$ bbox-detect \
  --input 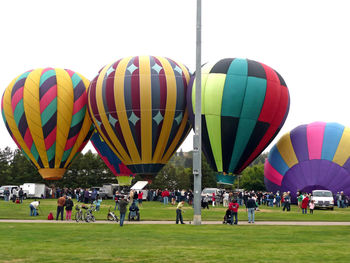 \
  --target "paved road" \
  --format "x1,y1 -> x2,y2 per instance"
0,219 -> 349,225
